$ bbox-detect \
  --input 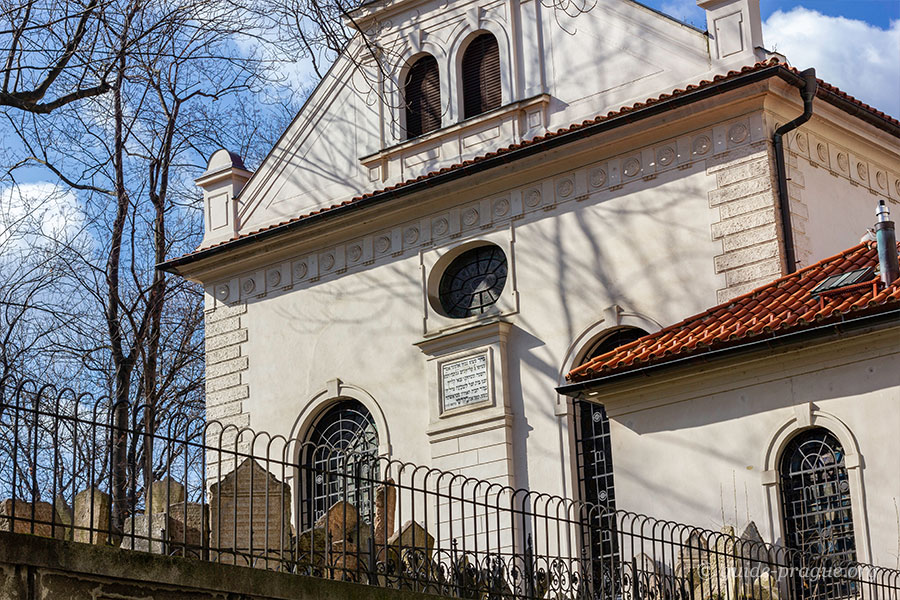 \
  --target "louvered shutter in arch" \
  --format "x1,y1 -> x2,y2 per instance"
462,33 -> 501,119
404,55 -> 441,139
